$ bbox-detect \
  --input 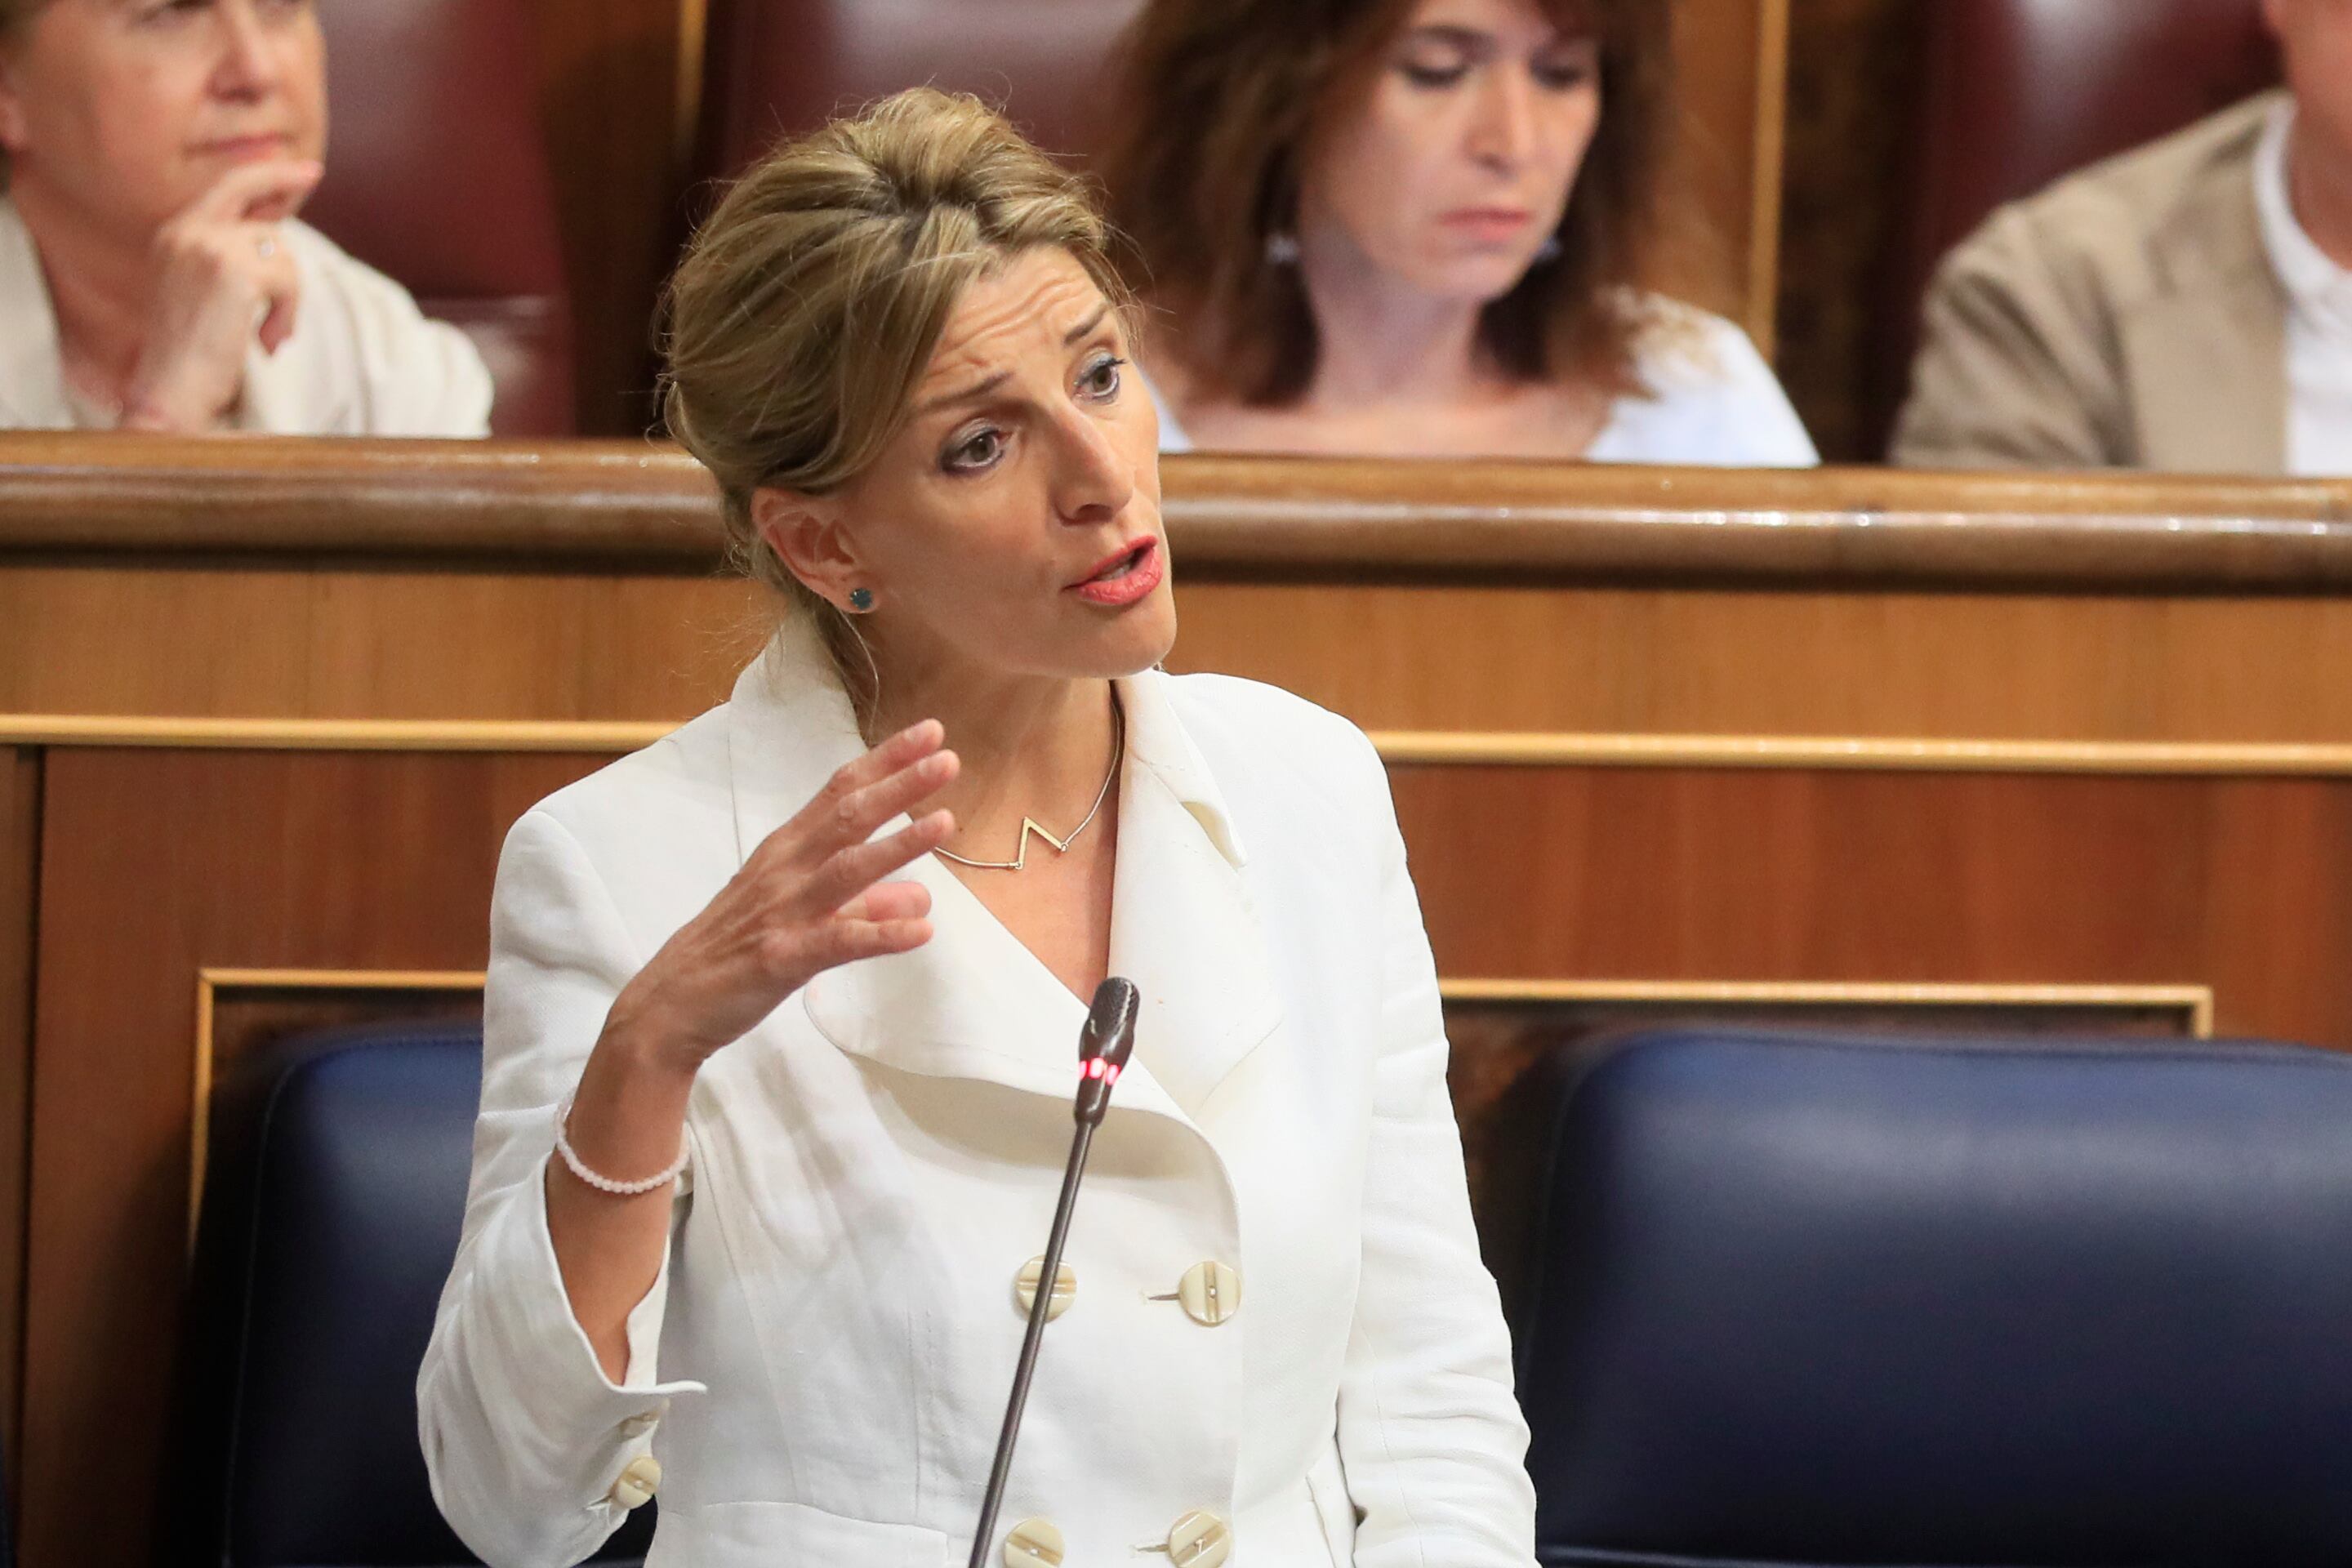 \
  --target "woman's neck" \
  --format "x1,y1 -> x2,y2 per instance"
862,644 -> 1119,859
1293,216 -> 1499,412
11,178 -> 154,395
2287,112 -> 2352,272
